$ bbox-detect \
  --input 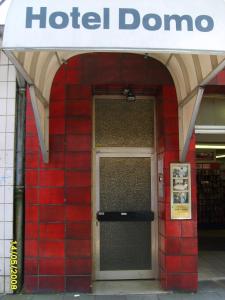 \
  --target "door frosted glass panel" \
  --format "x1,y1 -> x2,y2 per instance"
95,99 -> 154,147
100,157 -> 151,271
